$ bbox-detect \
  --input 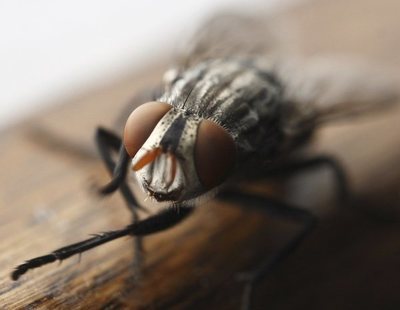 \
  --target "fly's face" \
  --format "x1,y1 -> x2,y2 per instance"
123,101 -> 236,202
